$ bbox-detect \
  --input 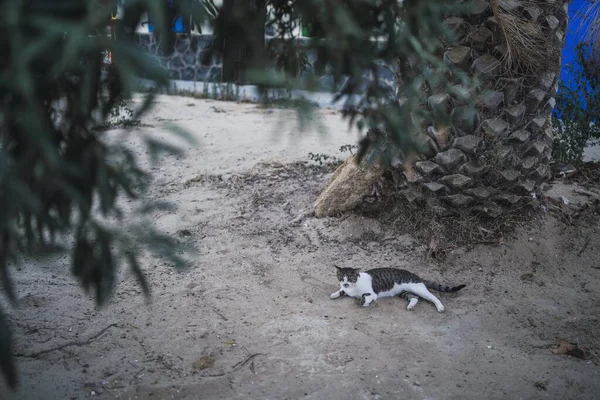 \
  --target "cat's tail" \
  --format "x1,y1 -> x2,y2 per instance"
424,281 -> 466,293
